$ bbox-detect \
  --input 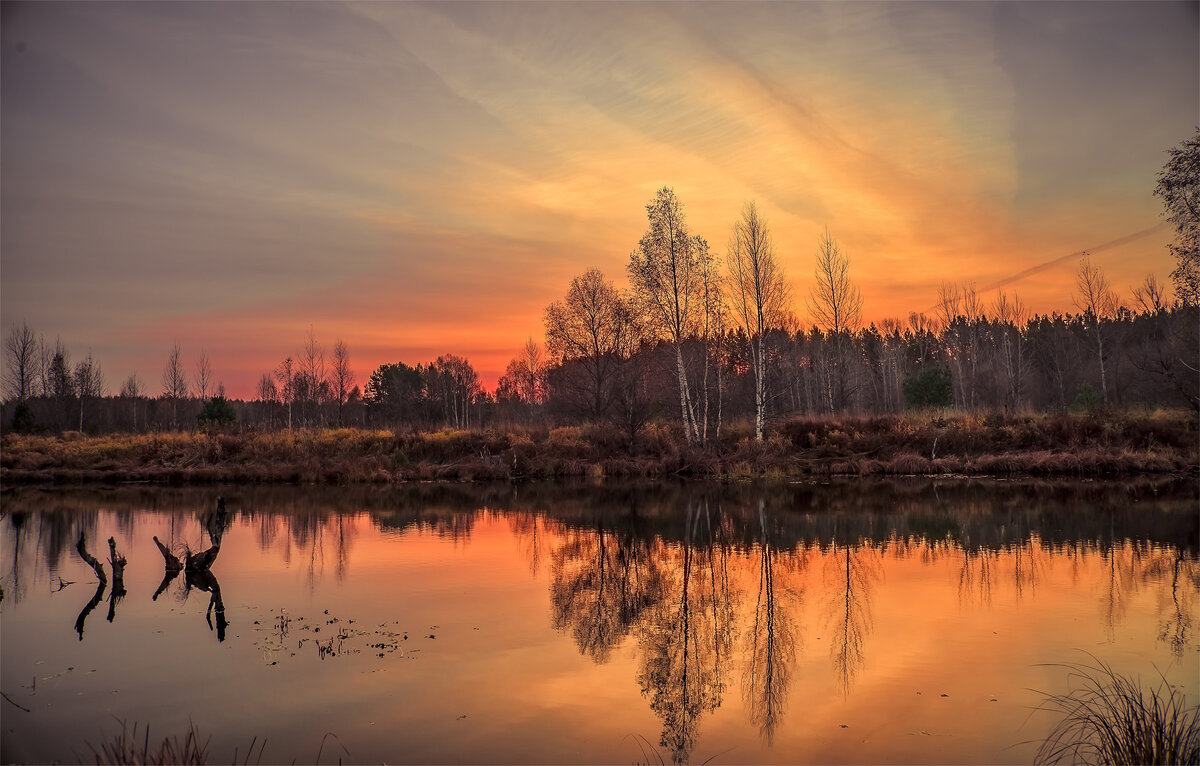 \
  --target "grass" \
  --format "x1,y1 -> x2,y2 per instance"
1034,657 -> 1200,765
2,410 -> 1195,484
83,719 -> 276,766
